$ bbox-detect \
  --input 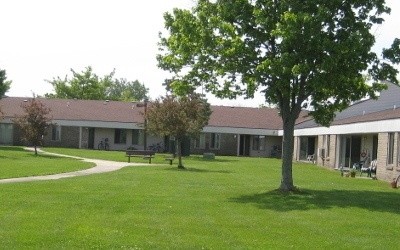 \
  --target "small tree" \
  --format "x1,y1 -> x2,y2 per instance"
14,98 -> 52,155
146,94 -> 212,168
